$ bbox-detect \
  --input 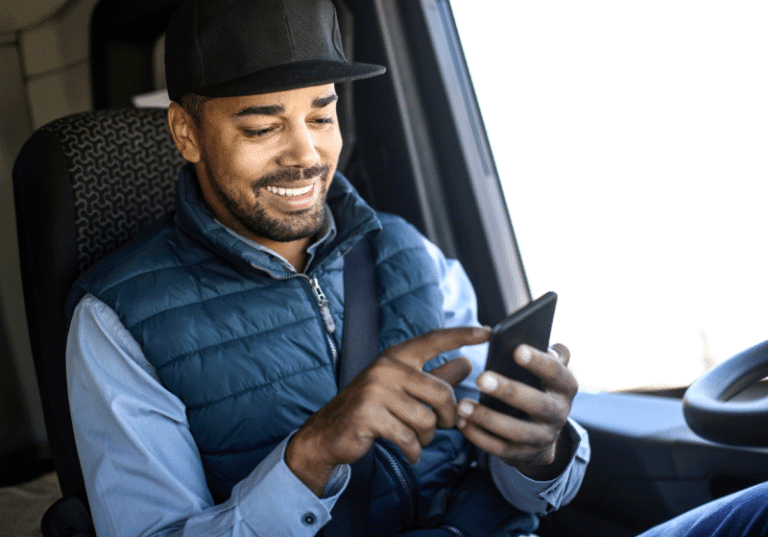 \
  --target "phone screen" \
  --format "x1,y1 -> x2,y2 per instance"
480,291 -> 557,419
